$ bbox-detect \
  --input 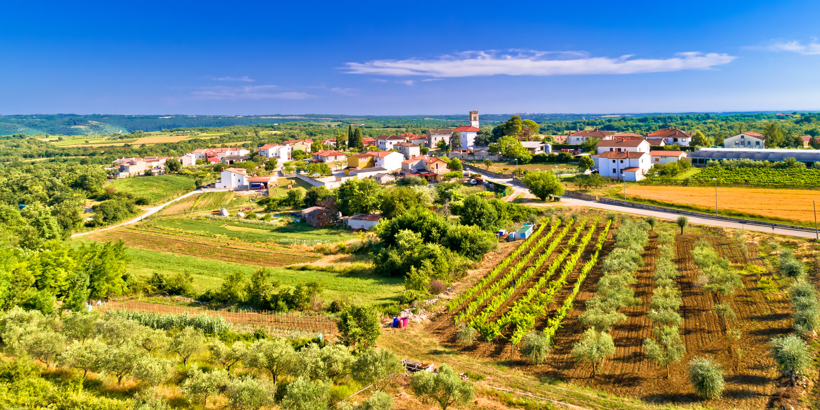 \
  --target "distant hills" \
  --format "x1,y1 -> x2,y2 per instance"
0,112 -> 800,136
